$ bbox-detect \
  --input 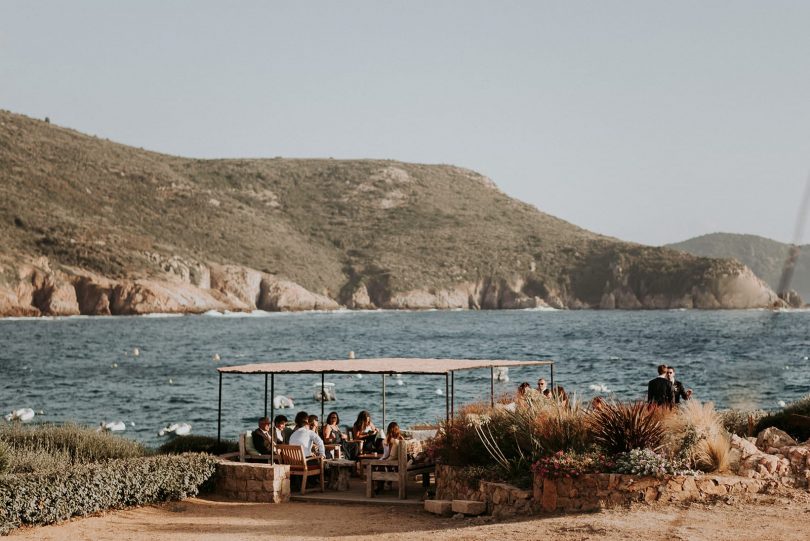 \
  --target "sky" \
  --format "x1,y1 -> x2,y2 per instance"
2,1 -> 810,246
